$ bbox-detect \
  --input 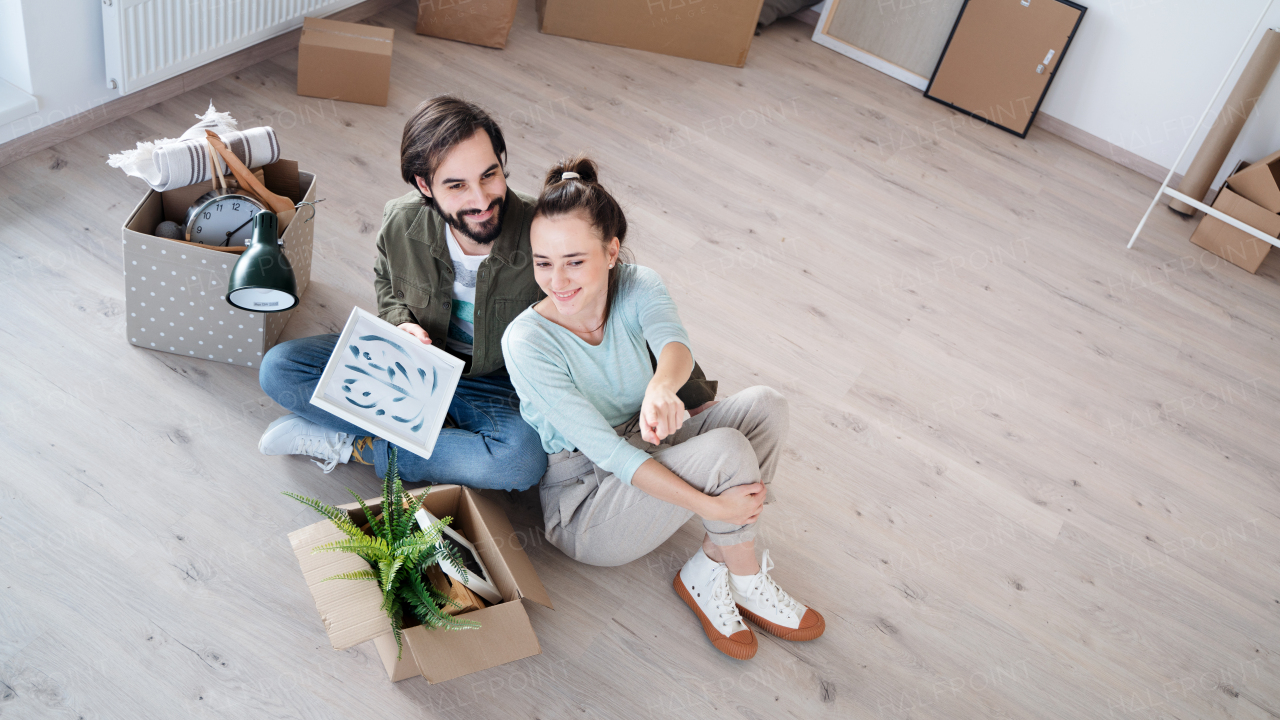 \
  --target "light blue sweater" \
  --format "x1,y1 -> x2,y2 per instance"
501,264 -> 693,485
